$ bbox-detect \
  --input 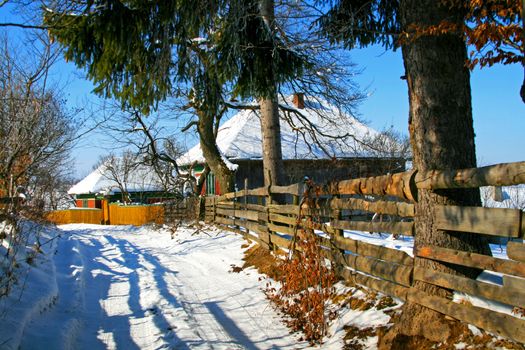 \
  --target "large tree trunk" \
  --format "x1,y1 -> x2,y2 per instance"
259,0 -> 285,195
197,111 -> 235,195
380,1 -> 491,348
259,97 -> 285,189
